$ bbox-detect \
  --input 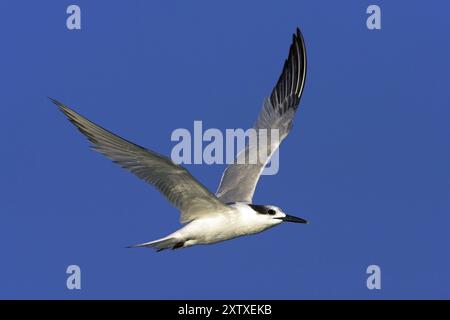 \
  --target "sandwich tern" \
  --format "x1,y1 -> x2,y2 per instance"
51,28 -> 308,251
